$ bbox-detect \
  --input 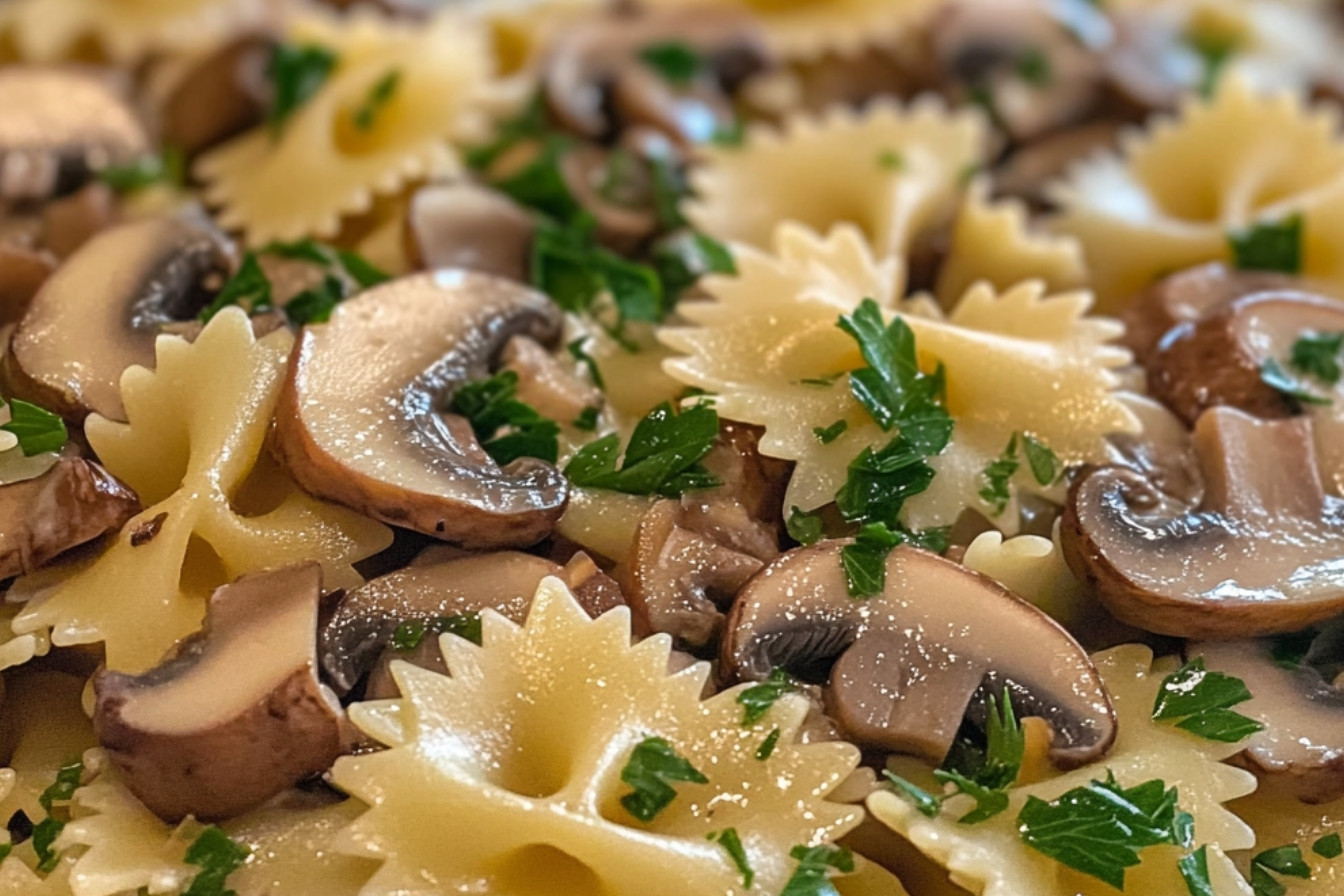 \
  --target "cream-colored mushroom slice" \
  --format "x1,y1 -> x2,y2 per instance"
722,542 -> 1116,768
1064,406 -> 1344,639
1195,636 -> 1344,804
271,270 -> 569,548
0,67 -> 149,203
93,563 -> 343,822
403,182 -> 535,281
2,215 -> 233,422
320,549 -> 624,694
0,456 -> 140,579
1148,291 -> 1344,425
